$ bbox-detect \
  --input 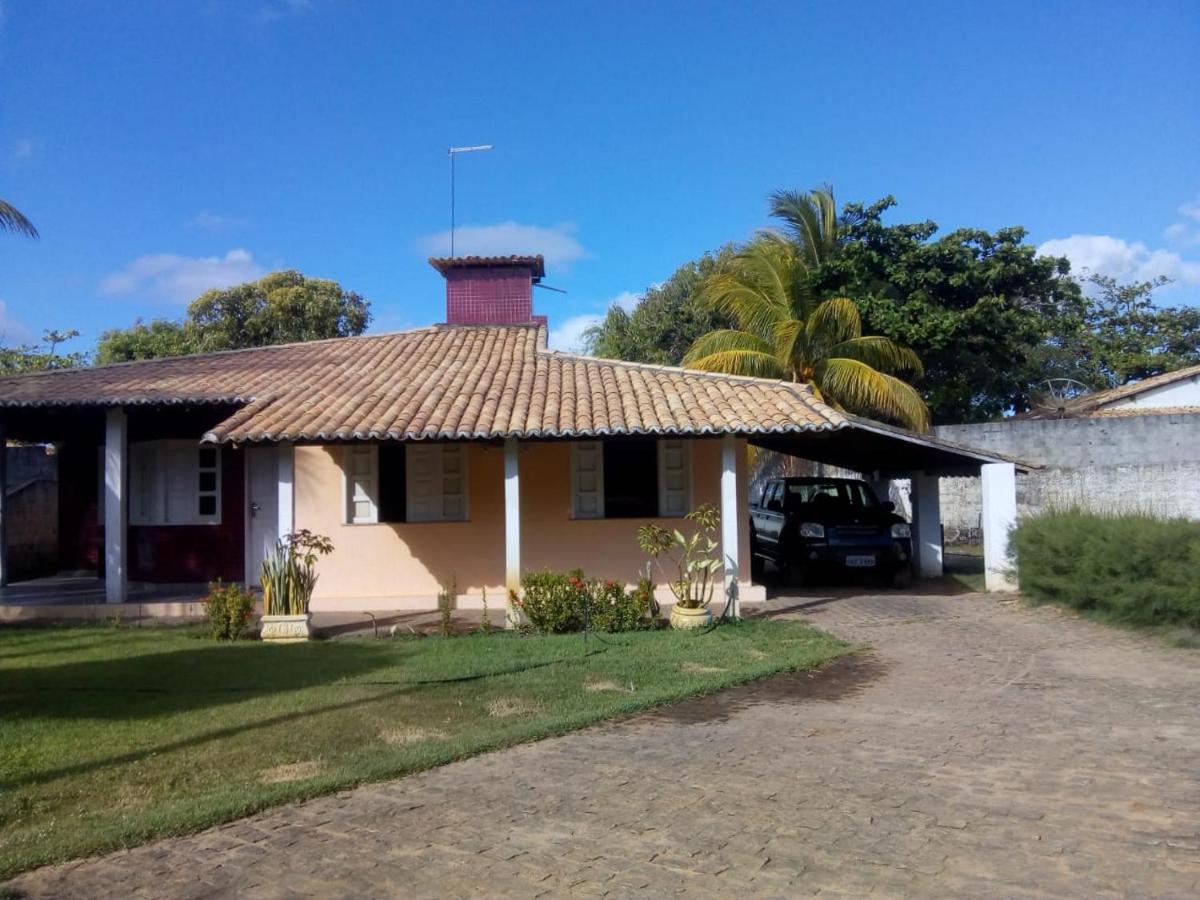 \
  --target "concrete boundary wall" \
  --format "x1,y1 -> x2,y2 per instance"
934,412 -> 1200,533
